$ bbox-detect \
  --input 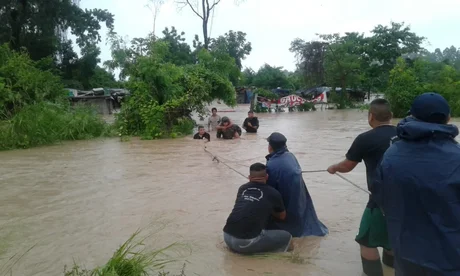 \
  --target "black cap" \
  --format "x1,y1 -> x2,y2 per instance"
267,132 -> 287,148
221,116 -> 230,123
248,110 -> 254,114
